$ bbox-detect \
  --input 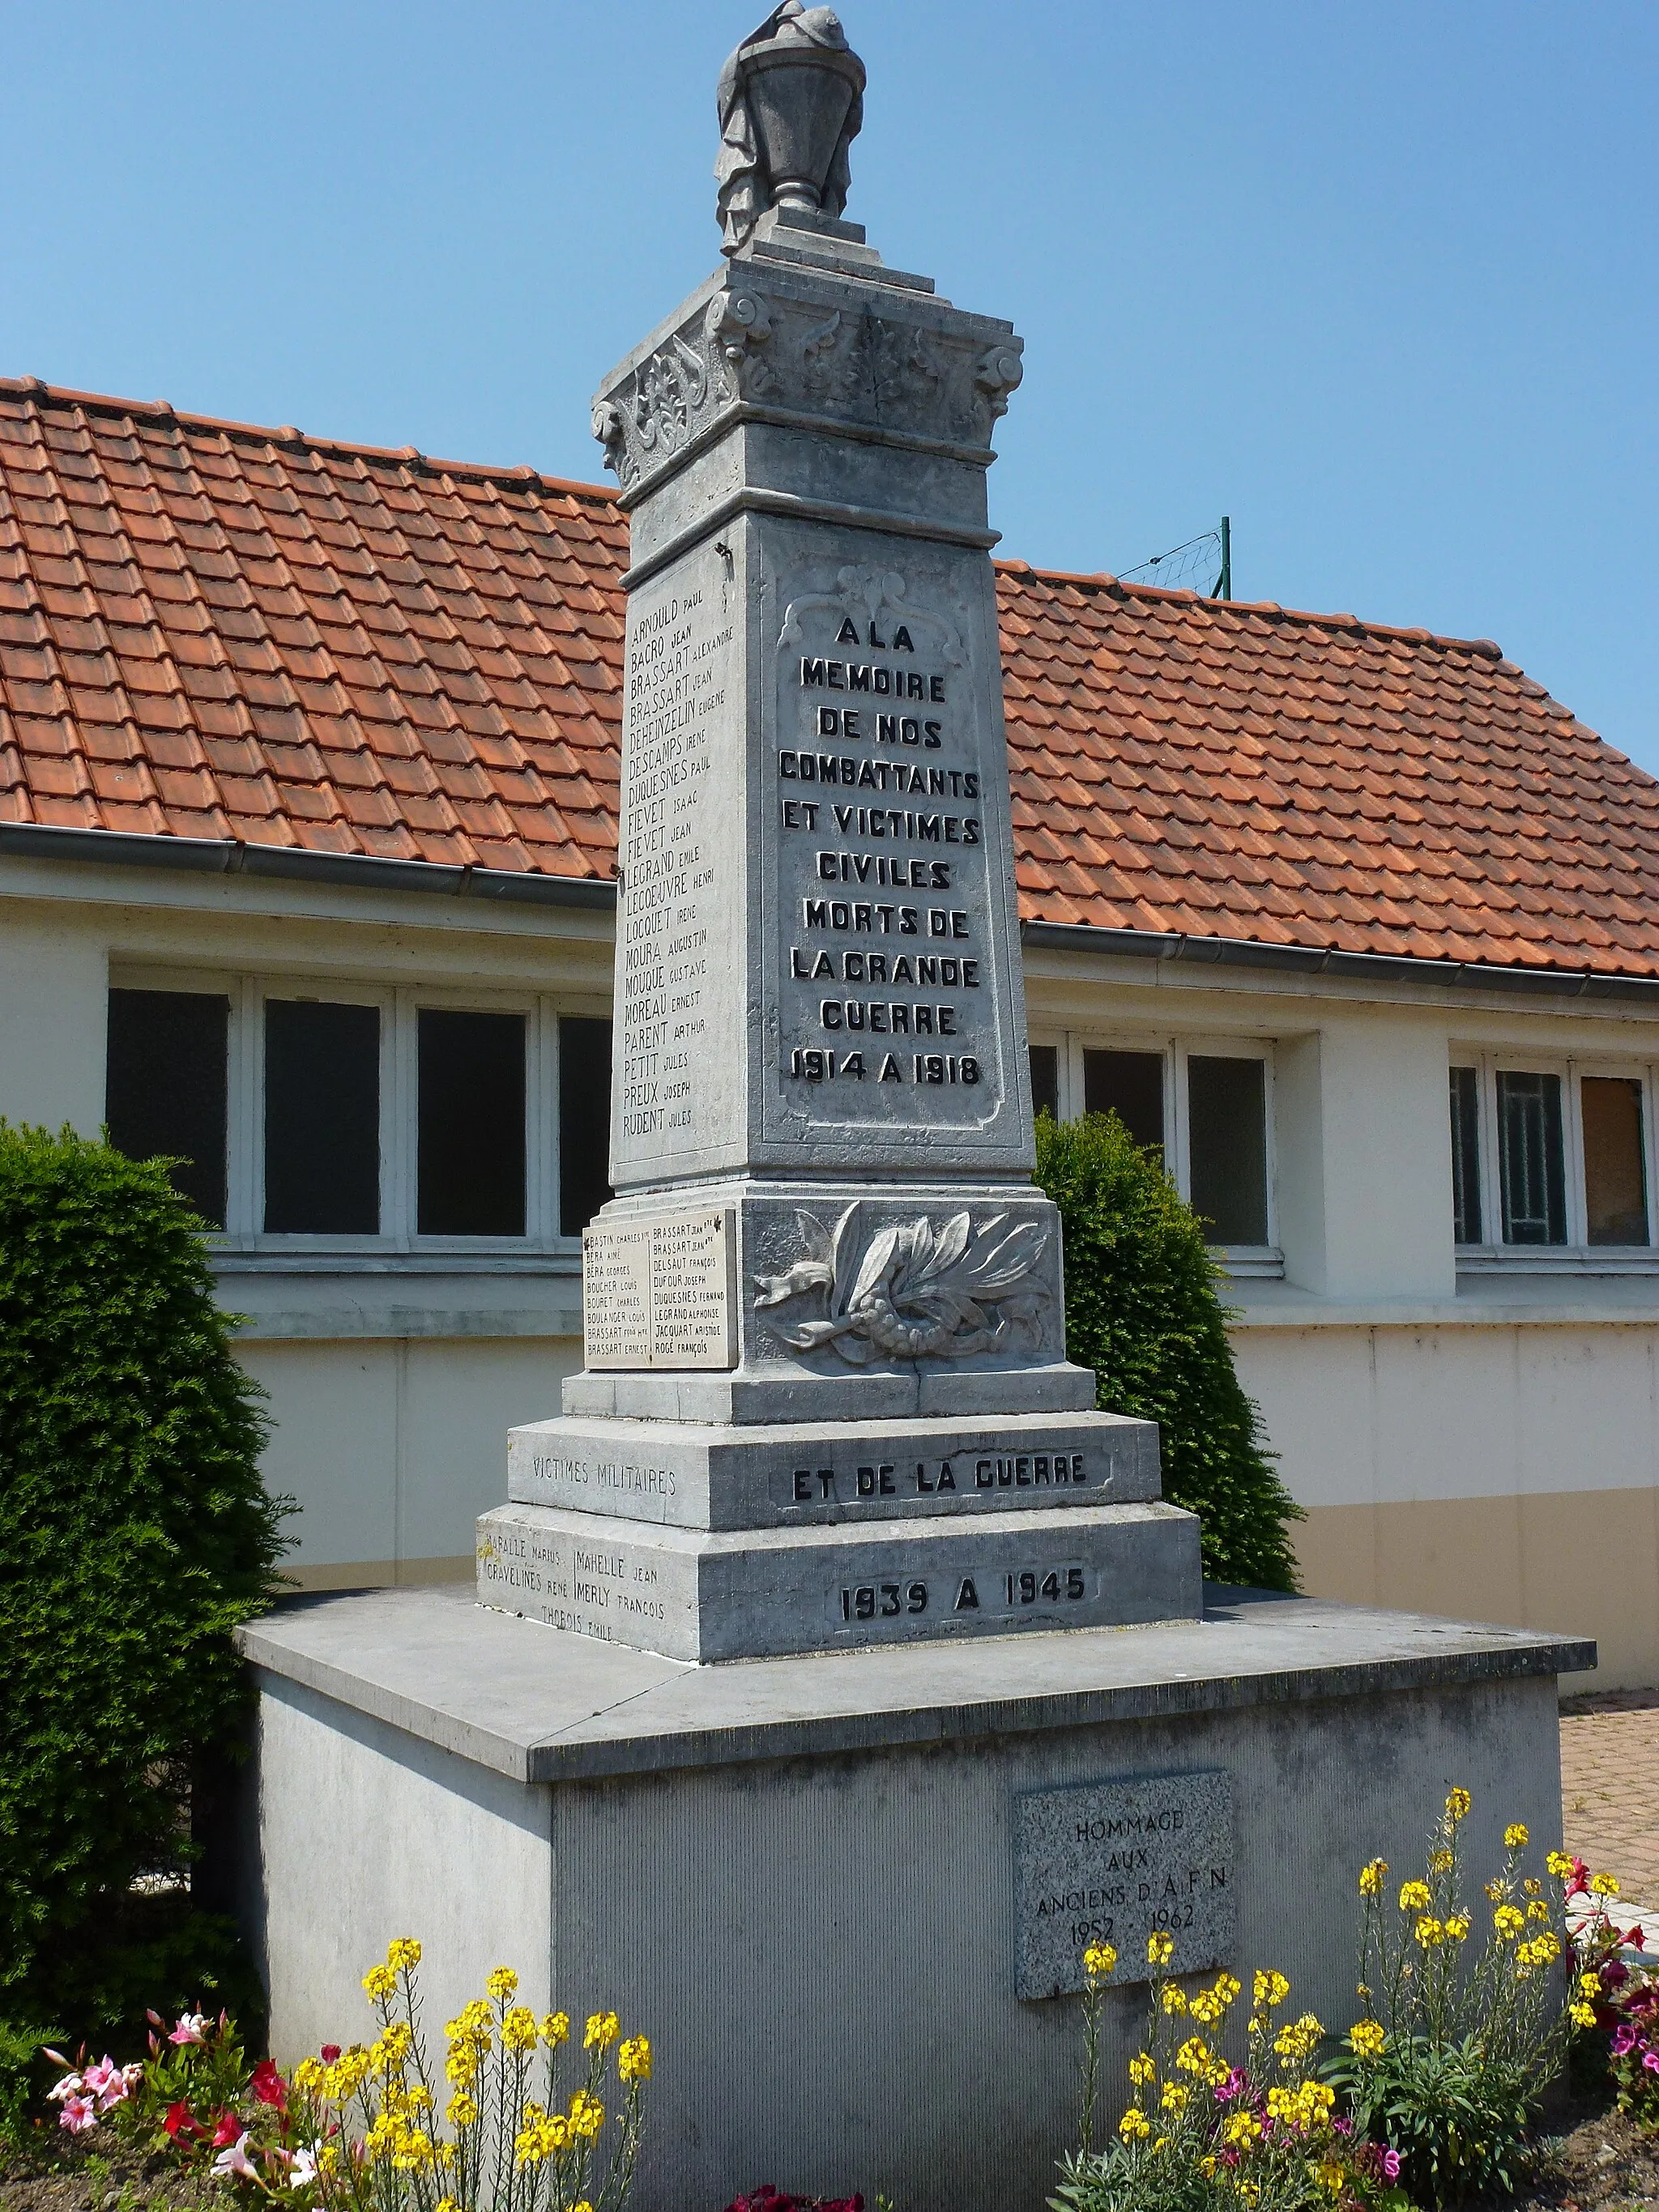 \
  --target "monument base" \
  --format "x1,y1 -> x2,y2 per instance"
237,1587 -> 1590,2212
